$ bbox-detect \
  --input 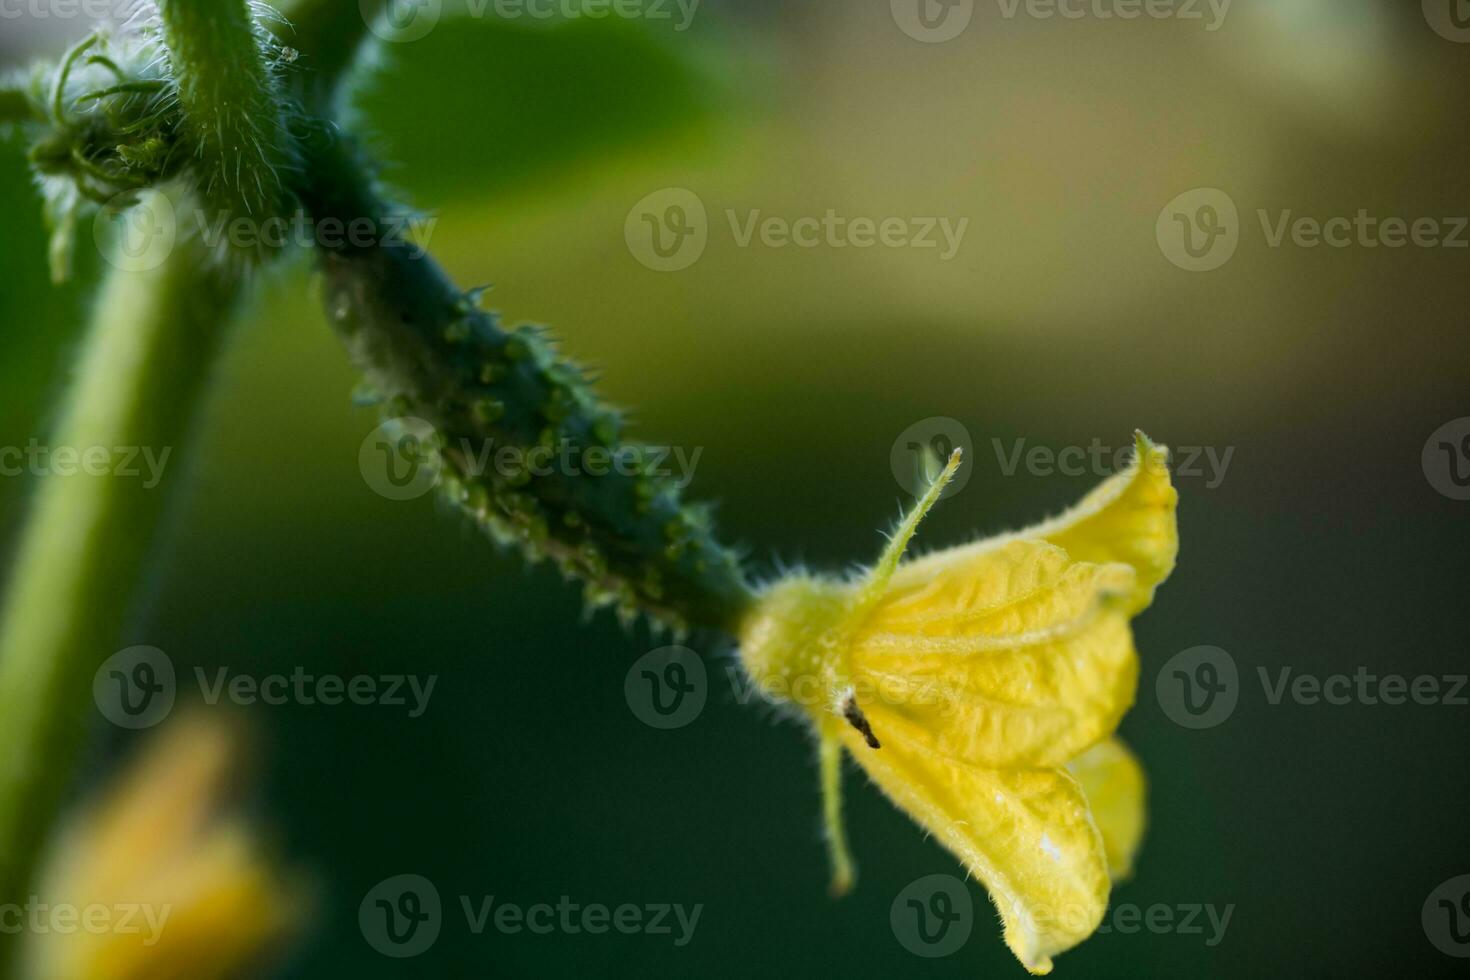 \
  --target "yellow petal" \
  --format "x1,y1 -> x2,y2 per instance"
733,433 -> 1178,975
90,825 -> 296,980
27,825 -> 297,980
850,539 -> 1139,768
894,431 -> 1178,612
46,715 -> 235,901
1066,738 -> 1147,880
21,715 -> 302,980
843,730 -> 1108,975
